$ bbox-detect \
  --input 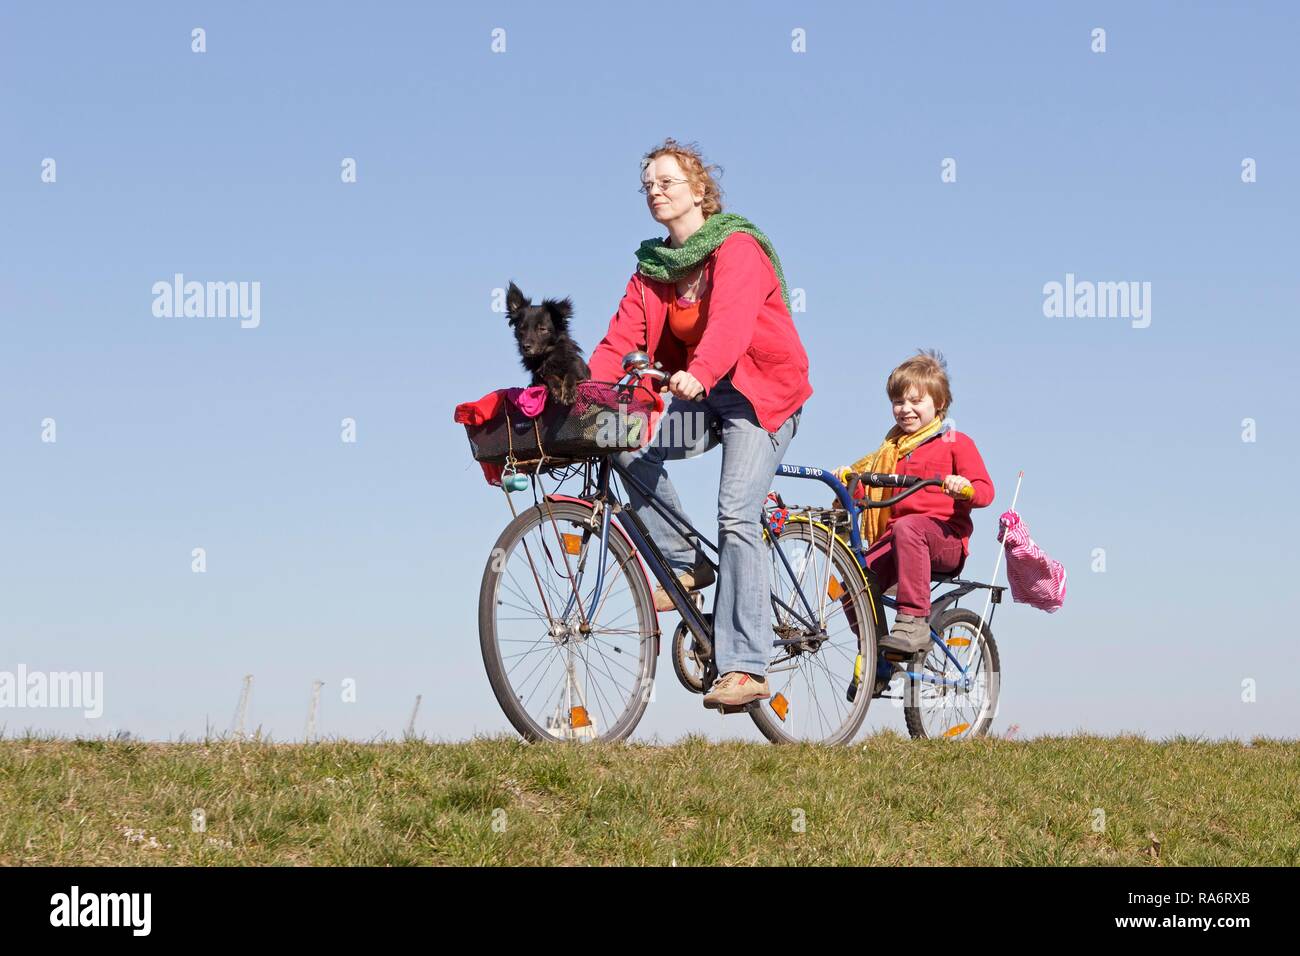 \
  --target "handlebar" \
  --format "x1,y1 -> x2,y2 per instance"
845,471 -> 974,506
